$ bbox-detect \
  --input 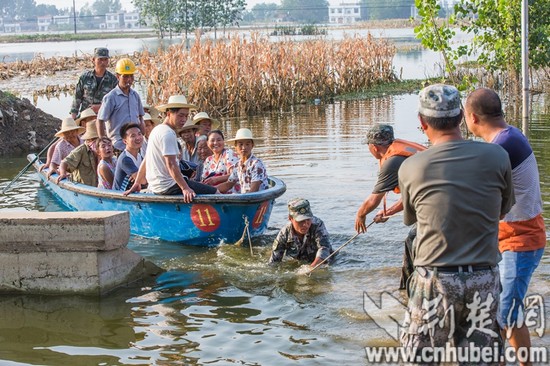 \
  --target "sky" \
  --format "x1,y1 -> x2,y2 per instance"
34,0 -> 322,12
